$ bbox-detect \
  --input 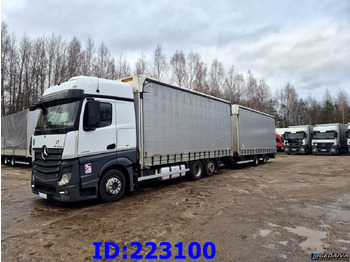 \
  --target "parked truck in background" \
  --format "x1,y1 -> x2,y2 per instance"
284,125 -> 313,154
1,109 -> 40,166
312,123 -> 348,155
276,133 -> 284,152
230,105 -> 276,166
29,75 -> 233,202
